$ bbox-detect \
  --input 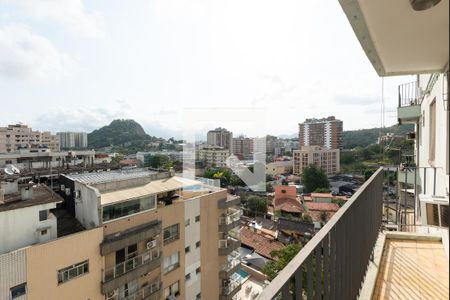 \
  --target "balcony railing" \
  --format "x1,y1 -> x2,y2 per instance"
258,167 -> 383,299
220,273 -> 242,296
123,281 -> 162,300
219,208 -> 241,225
219,237 -> 241,256
220,251 -> 241,278
398,82 -> 421,123
103,249 -> 160,282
